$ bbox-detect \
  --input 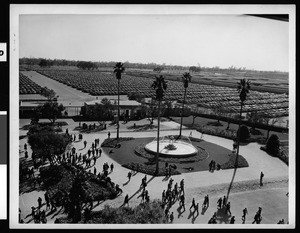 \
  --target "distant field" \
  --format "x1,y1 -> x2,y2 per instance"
19,66 -> 289,118
127,69 -> 289,94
